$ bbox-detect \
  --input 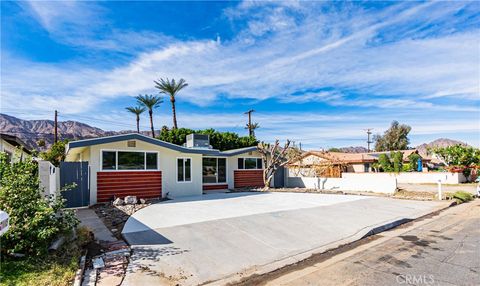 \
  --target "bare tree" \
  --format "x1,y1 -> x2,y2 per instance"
257,140 -> 302,190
